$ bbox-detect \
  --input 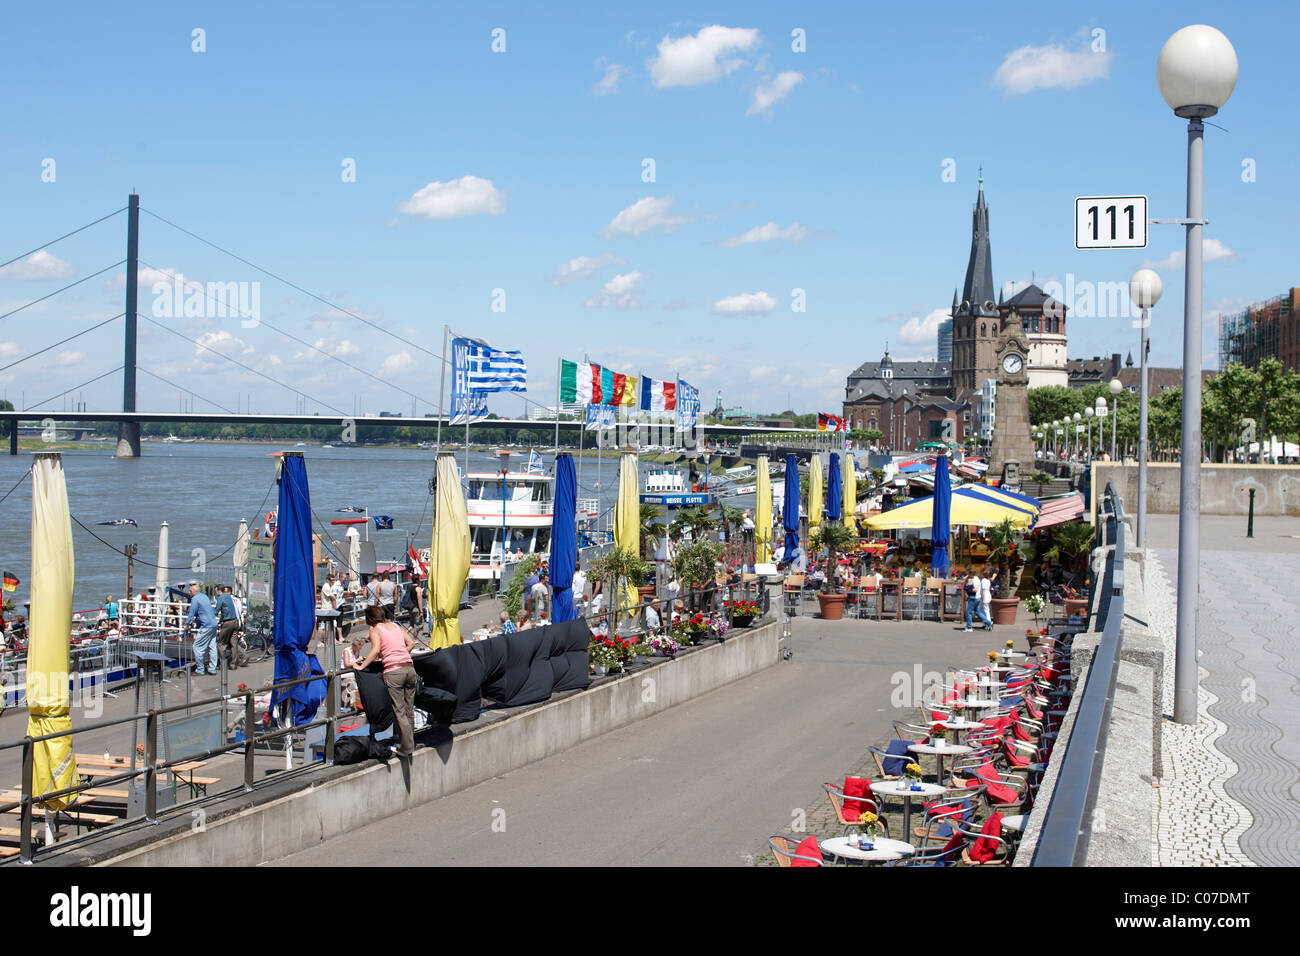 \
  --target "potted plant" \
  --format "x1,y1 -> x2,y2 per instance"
1029,471 -> 1053,497
851,810 -> 881,847
810,520 -> 857,621
589,546 -> 649,626
986,517 -> 1031,626
588,640 -> 617,676
725,599 -> 760,627
1023,593 -> 1046,631
671,538 -> 722,611
903,762 -> 924,791
647,634 -> 679,657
